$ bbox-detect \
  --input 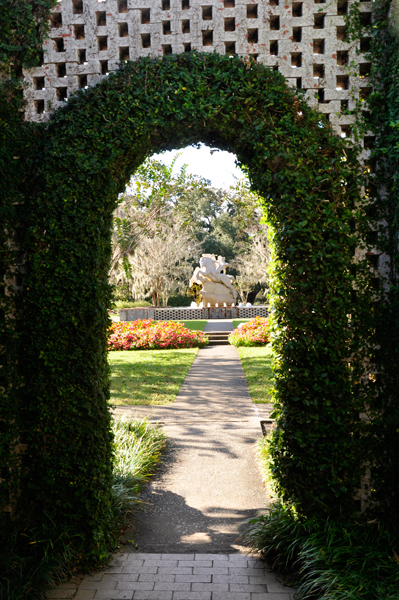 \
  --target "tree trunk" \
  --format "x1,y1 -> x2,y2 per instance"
156,278 -> 160,307
247,282 -> 262,304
